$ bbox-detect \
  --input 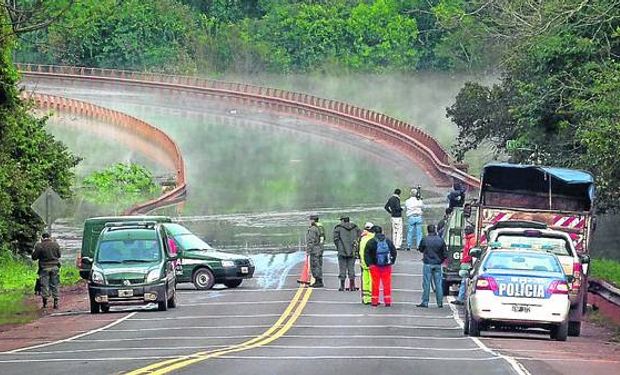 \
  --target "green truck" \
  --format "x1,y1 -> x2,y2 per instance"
441,207 -> 473,296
